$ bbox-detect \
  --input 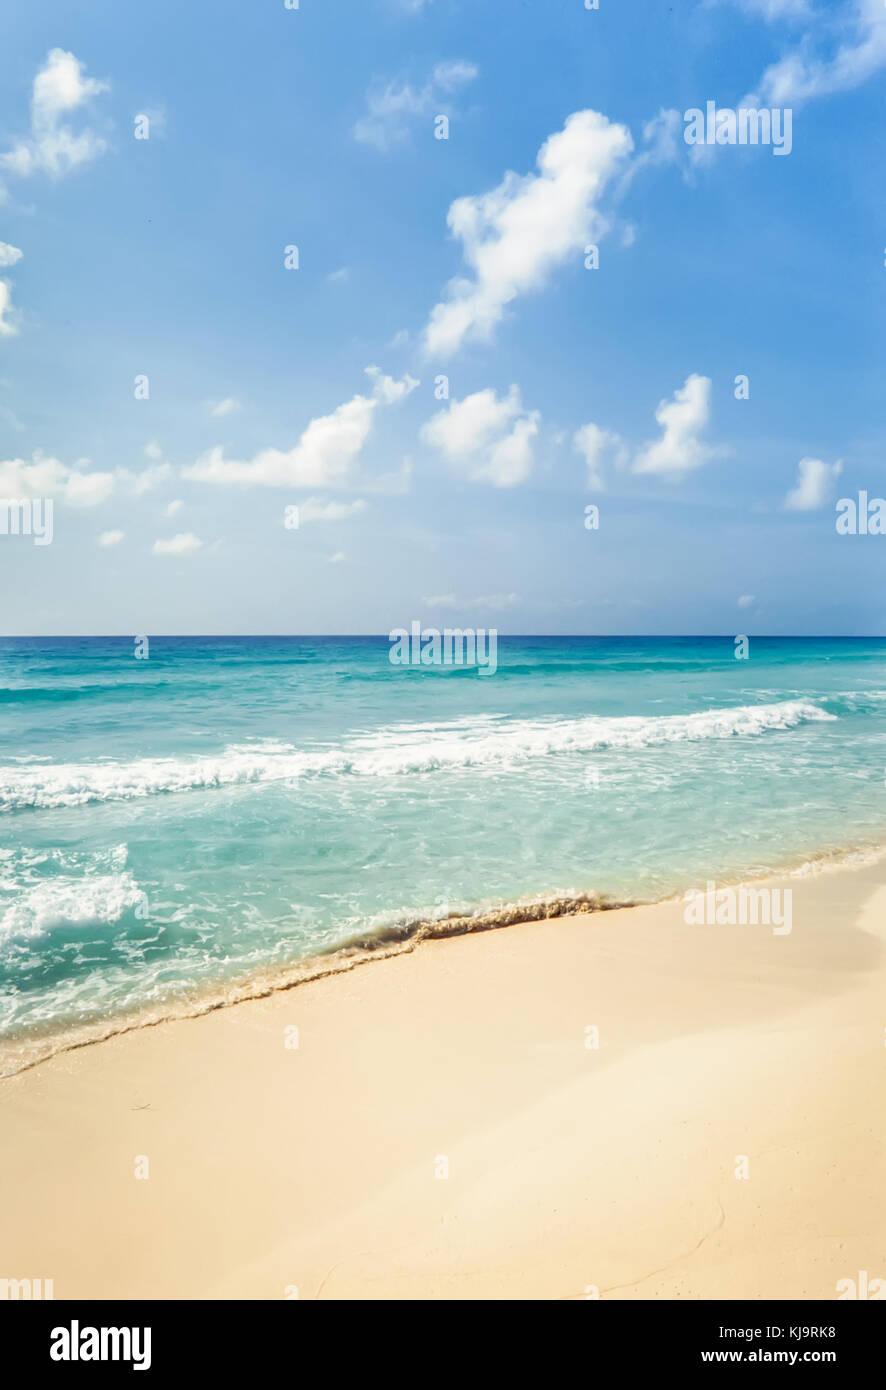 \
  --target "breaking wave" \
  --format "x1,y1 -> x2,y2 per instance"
0,700 -> 836,811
